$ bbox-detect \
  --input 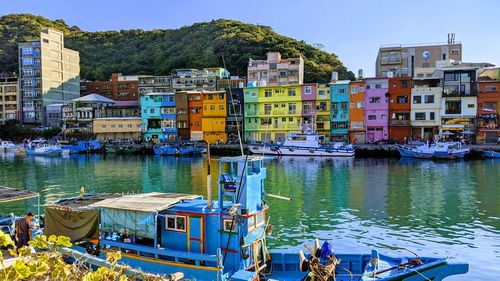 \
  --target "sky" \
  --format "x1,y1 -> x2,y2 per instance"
2,0 -> 500,77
